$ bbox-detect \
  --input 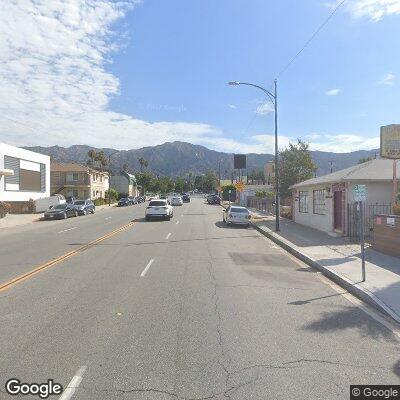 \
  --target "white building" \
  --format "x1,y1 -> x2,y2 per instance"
291,159 -> 399,235
0,143 -> 50,212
